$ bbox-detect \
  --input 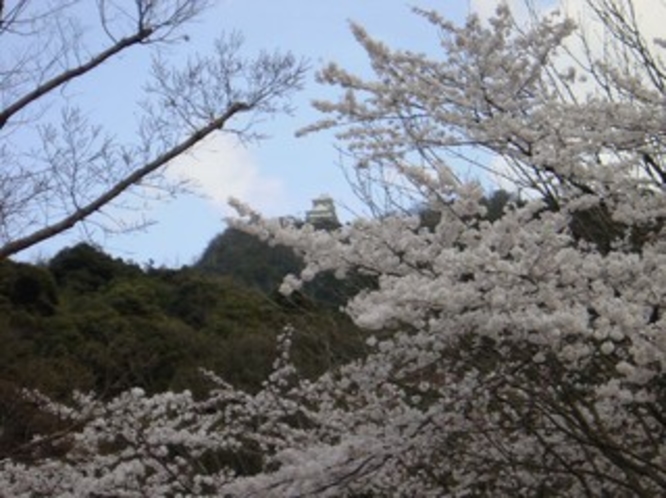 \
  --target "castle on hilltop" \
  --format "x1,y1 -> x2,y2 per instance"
305,195 -> 339,228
